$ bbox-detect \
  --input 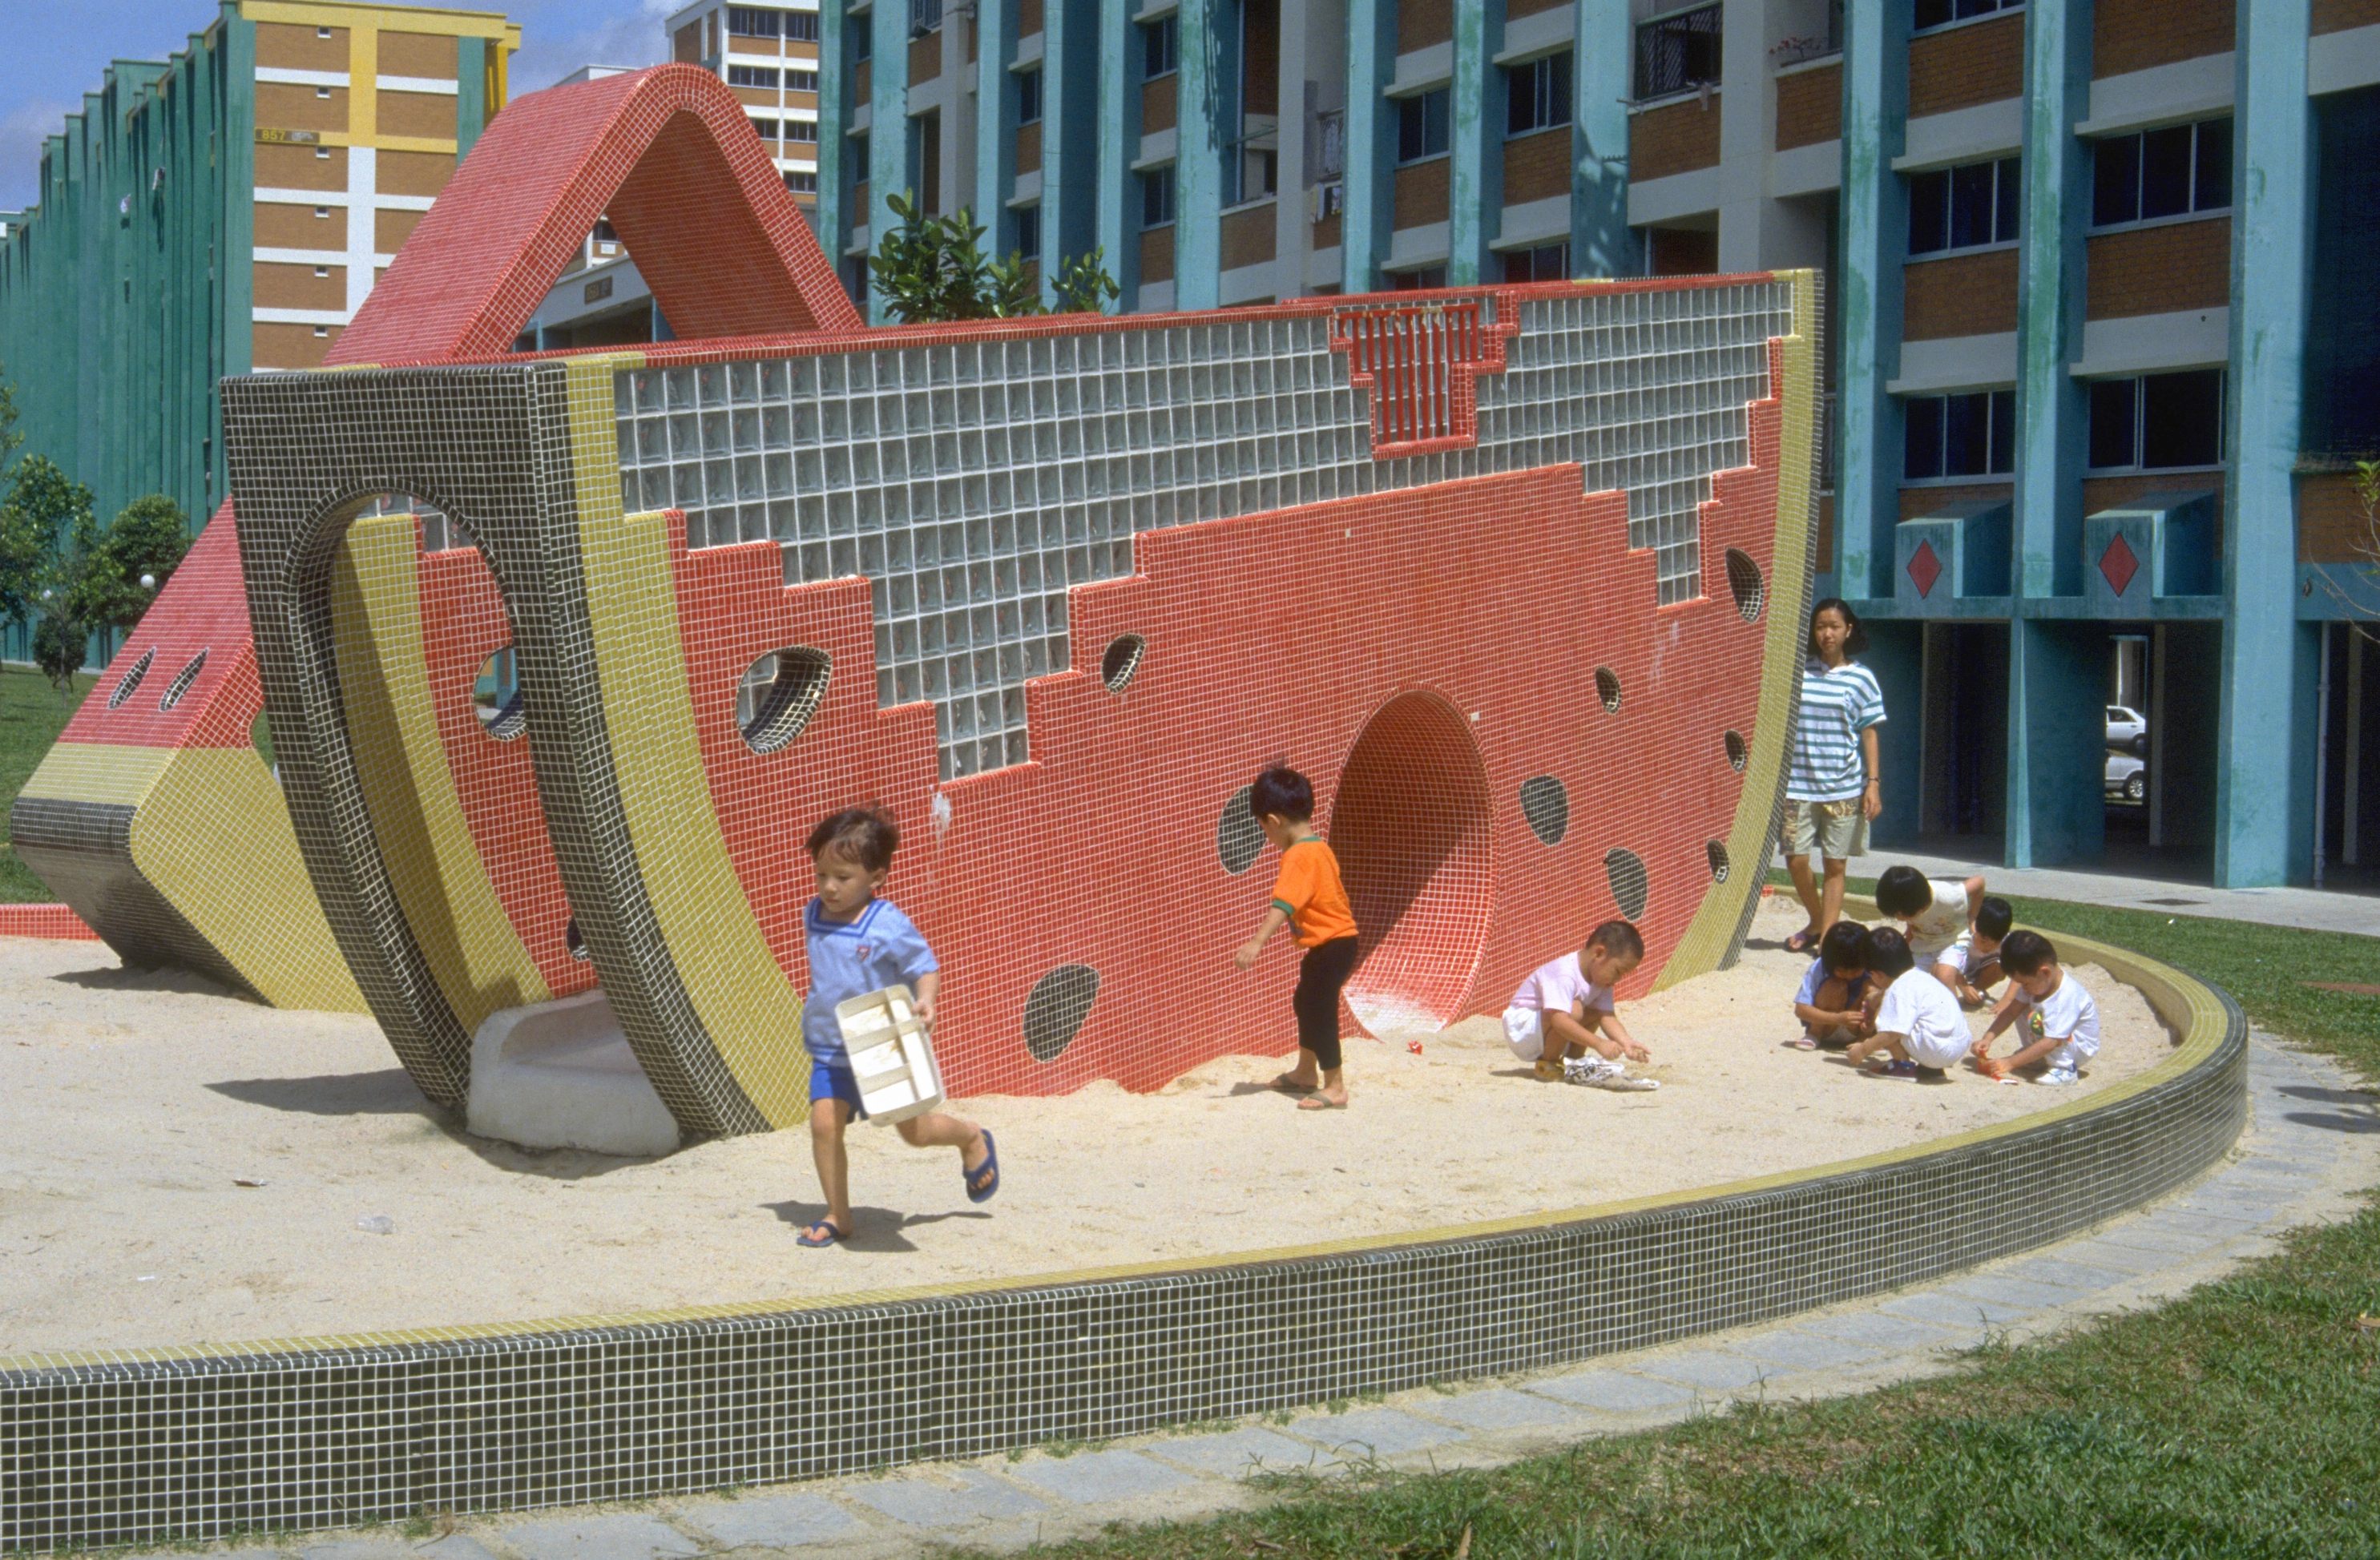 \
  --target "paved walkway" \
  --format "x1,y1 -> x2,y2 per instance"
113,1034 -> 2380,1560
1777,847 -> 2380,938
